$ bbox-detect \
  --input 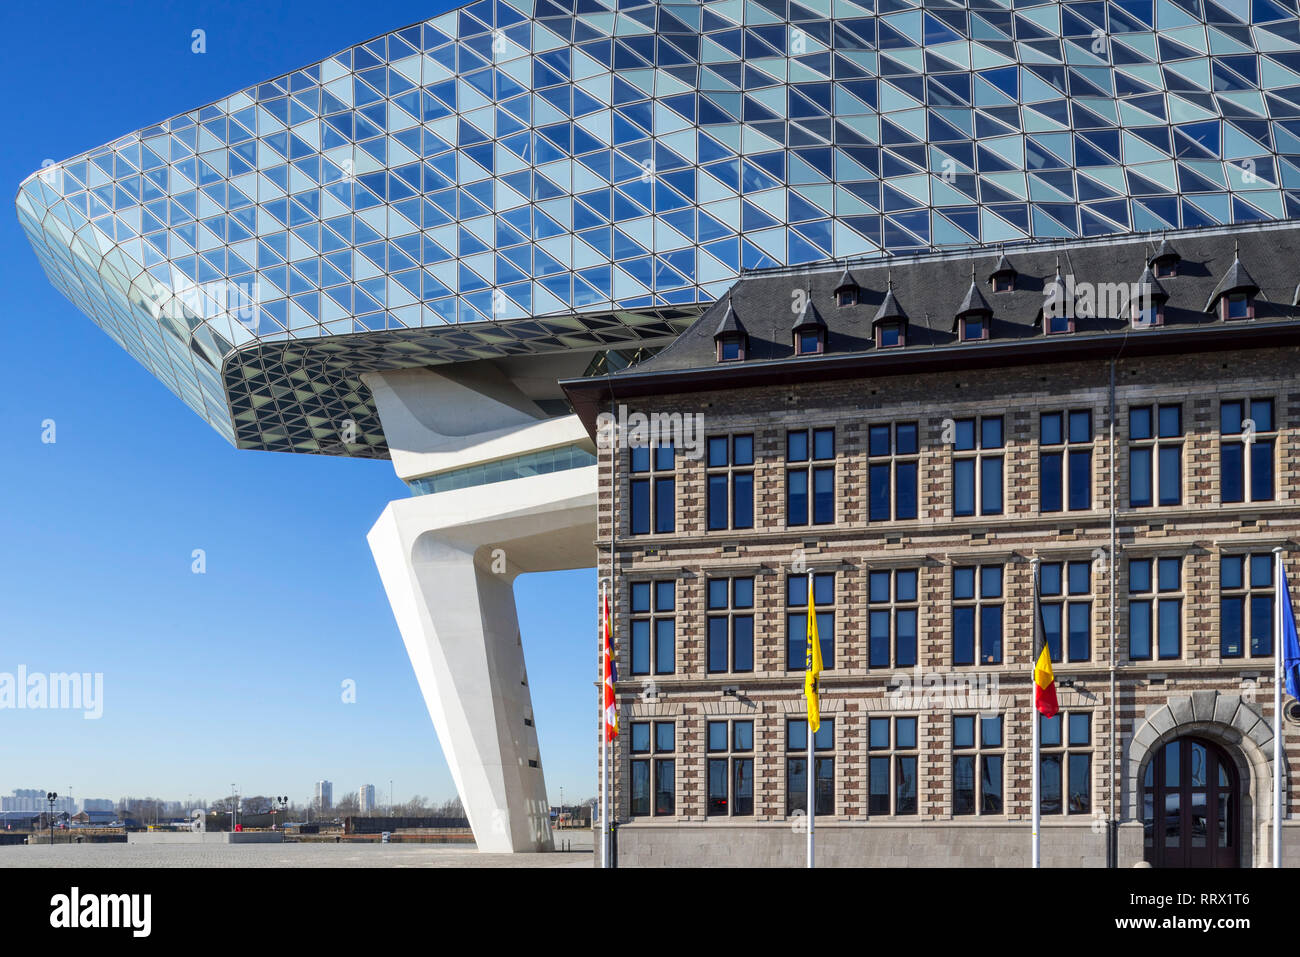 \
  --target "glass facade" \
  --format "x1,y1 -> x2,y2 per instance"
17,0 -> 1300,458
406,441 -> 595,493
